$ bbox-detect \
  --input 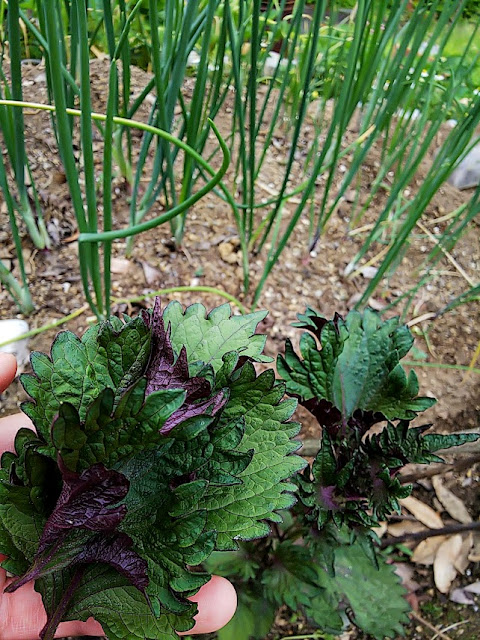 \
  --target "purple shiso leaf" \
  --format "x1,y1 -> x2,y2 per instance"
161,391 -> 227,433
37,534 -> 149,640
6,462 -> 133,594
318,485 -> 339,511
4,539 -> 63,593
74,532 -> 149,591
143,298 -> 226,433
38,460 -> 129,553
